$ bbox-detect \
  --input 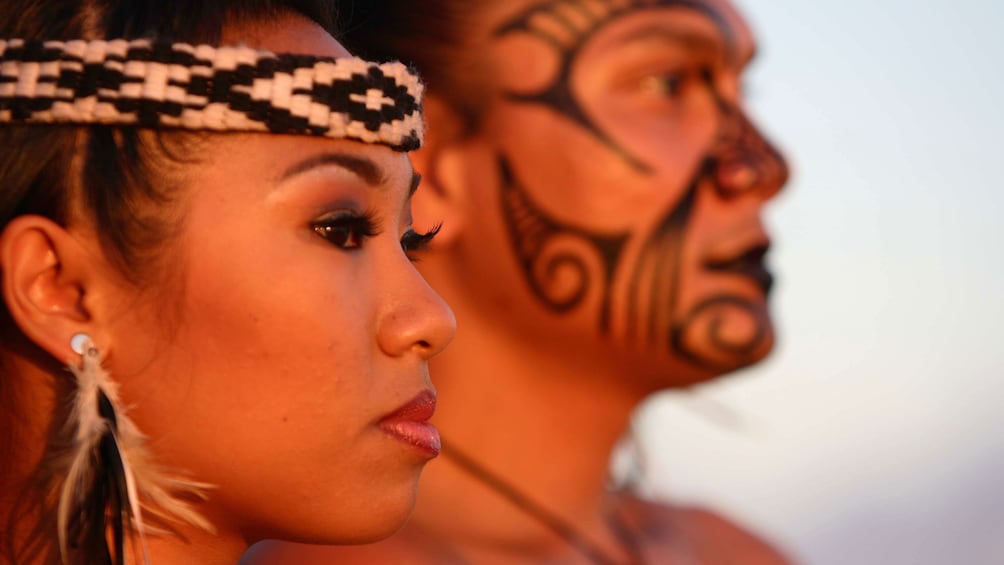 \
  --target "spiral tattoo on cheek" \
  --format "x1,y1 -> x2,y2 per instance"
671,296 -> 769,370
498,157 -> 629,331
